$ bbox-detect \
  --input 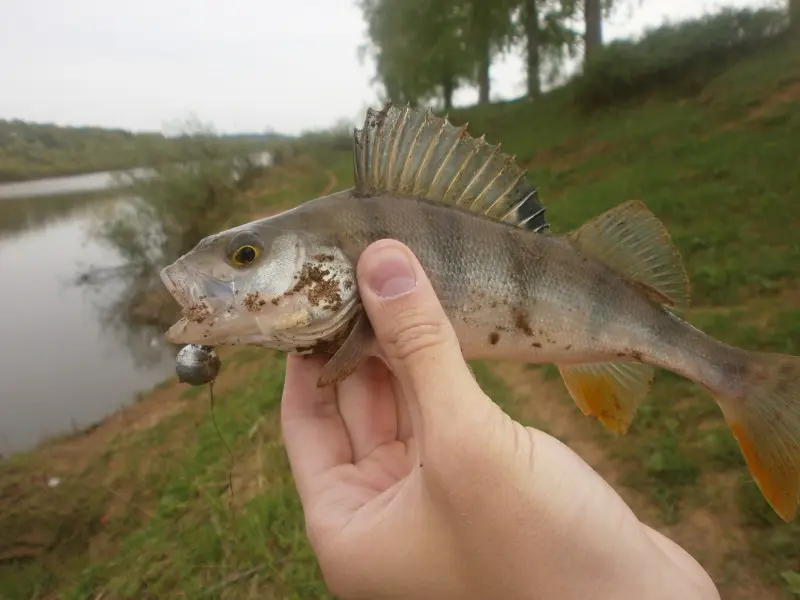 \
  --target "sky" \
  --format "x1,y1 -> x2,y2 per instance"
0,0 -> 779,136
